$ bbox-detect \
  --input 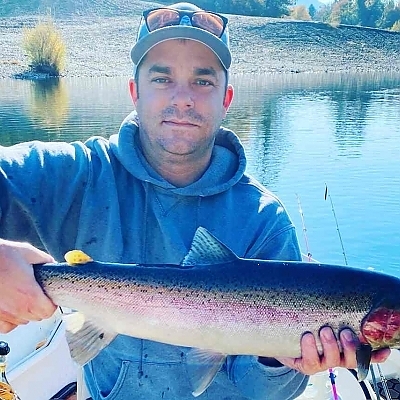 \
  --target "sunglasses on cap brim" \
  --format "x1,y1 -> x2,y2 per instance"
142,7 -> 228,38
